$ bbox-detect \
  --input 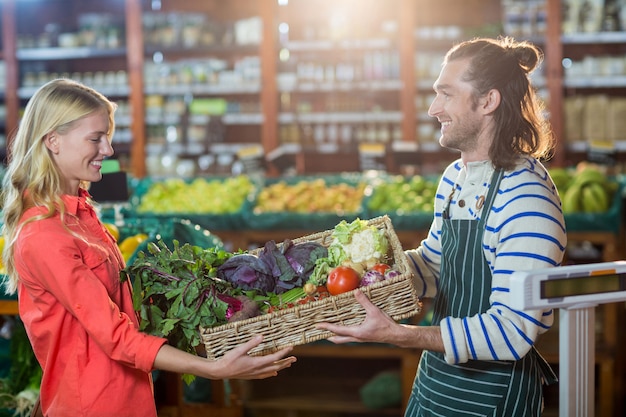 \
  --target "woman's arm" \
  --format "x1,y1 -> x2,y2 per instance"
153,336 -> 296,380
